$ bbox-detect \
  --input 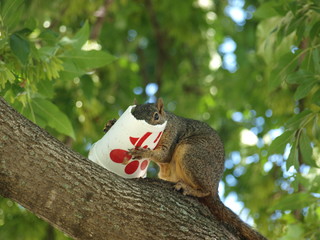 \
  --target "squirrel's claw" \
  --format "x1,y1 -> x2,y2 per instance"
128,147 -> 150,159
123,158 -> 130,165
103,118 -> 117,133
